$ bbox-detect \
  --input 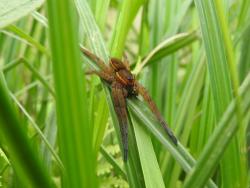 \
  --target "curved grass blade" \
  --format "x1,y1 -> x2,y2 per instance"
4,25 -> 50,56
133,31 -> 199,74
0,73 -> 53,187
9,93 -> 63,171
